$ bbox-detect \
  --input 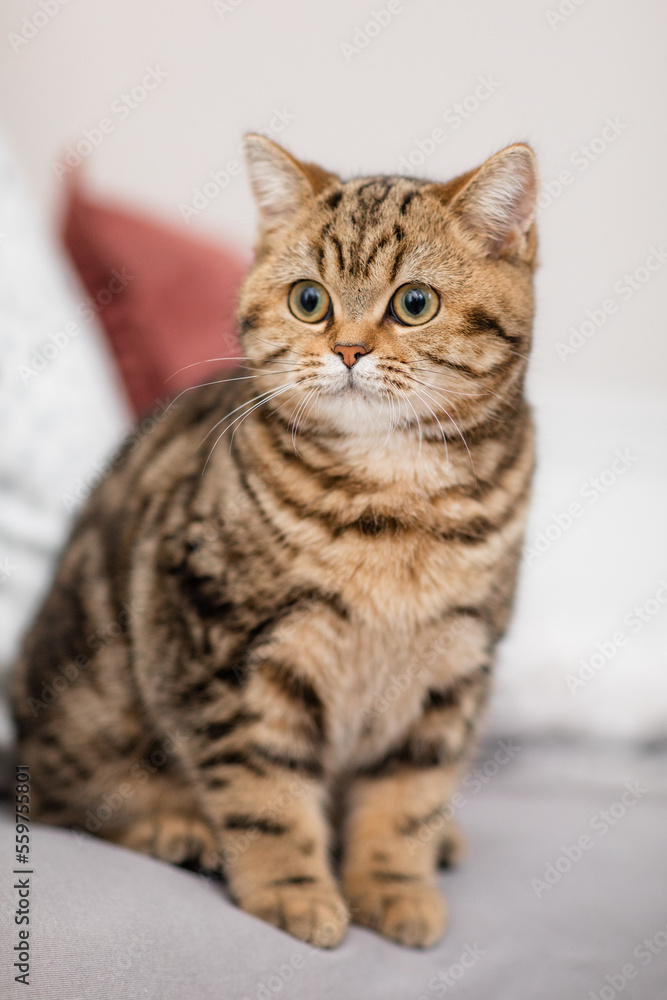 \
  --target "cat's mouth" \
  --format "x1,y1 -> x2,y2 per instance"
312,354 -> 386,399
317,371 -> 380,400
